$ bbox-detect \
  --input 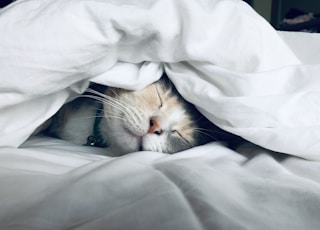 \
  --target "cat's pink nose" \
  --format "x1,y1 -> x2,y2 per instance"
148,117 -> 163,135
